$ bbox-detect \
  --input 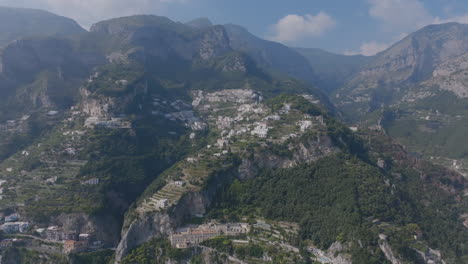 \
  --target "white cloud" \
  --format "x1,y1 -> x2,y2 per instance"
269,12 -> 336,43
355,0 -> 468,56
369,0 -> 468,32
0,0 -> 188,28
344,33 -> 407,56
344,41 -> 389,56
368,0 -> 432,32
